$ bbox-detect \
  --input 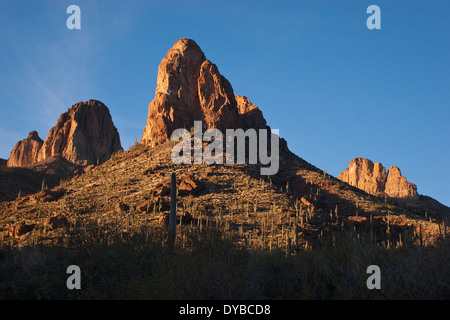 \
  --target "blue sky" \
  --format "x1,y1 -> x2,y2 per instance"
0,0 -> 449,206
